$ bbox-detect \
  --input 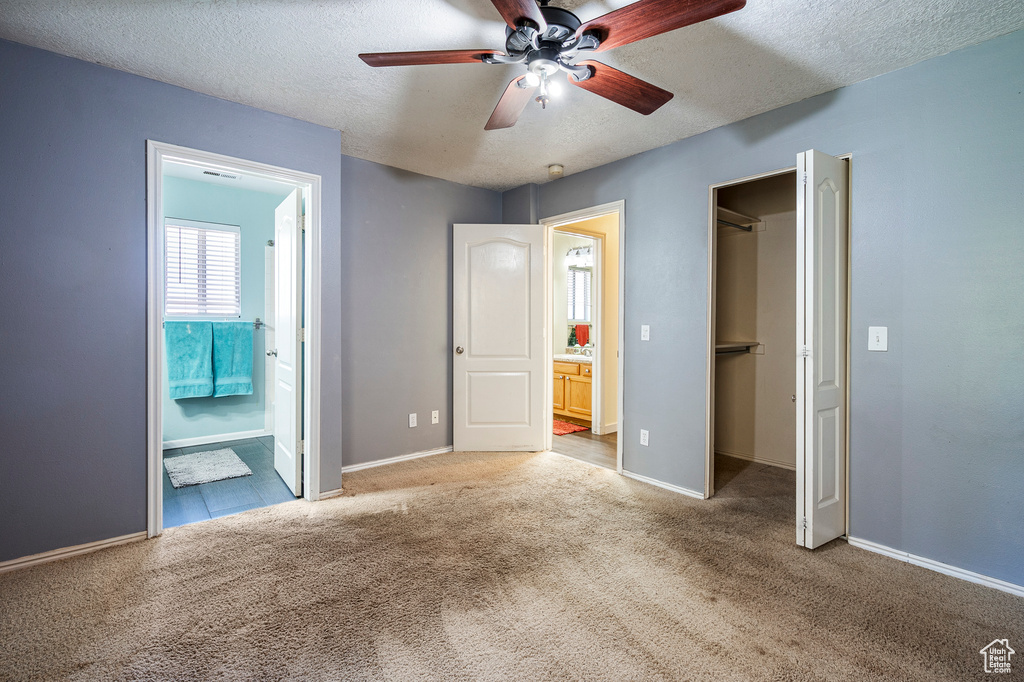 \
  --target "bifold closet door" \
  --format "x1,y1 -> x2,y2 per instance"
795,150 -> 849,549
